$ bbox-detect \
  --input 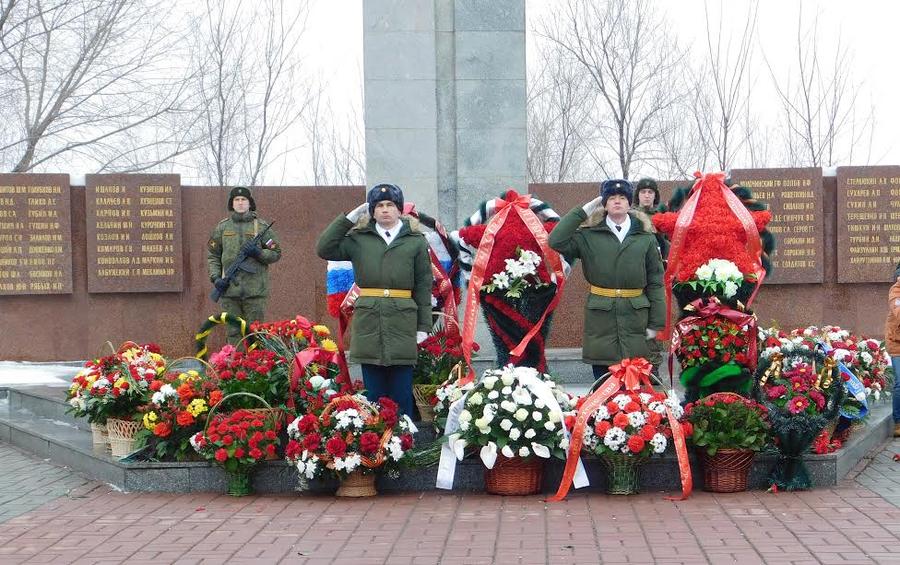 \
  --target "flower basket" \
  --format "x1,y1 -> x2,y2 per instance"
106,417 -> 141,458
226,468 -> 253,496
336,469 -> 378,497
600,452 -> 644,495
412,384 -> 439,423
699,448 -> 754,493
90,422 -> 108,449
483,454 -> 543,496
